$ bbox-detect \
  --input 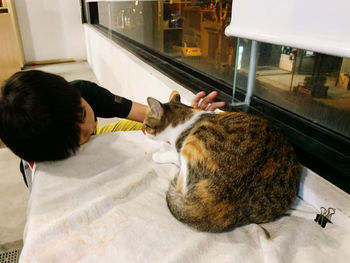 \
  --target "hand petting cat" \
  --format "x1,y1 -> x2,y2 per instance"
191,91 -> 225,111
127,90 -> 225,123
